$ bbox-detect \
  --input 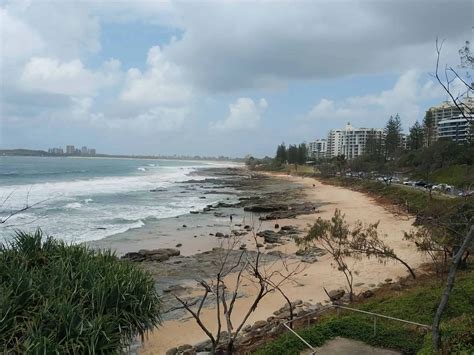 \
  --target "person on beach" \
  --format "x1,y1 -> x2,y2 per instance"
230,215 -> 233,223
